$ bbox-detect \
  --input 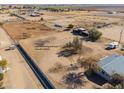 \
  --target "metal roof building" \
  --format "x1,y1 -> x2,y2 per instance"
97,54 -> 124,77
